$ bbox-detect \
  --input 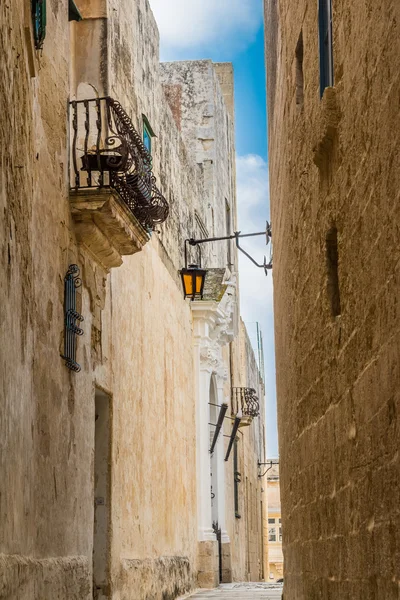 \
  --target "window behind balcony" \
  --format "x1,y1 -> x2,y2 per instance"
268,518 -> 277,542
142,116 -> 154,155
318,0 -> 334,96
32,0 -> 46,49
